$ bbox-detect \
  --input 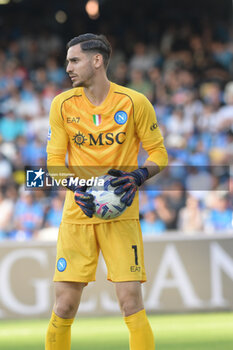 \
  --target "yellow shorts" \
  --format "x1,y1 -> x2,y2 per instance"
54,219 -> 146,283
